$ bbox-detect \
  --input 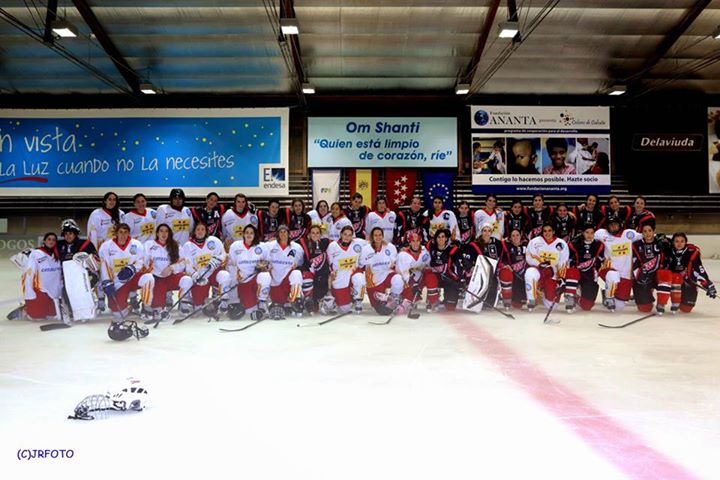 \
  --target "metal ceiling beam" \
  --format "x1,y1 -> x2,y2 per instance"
460,0 -> 501,90
42,0 -> 58,44
280,0 -> 308,97
71,0 -> 141,94
625,0 -> 711,85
